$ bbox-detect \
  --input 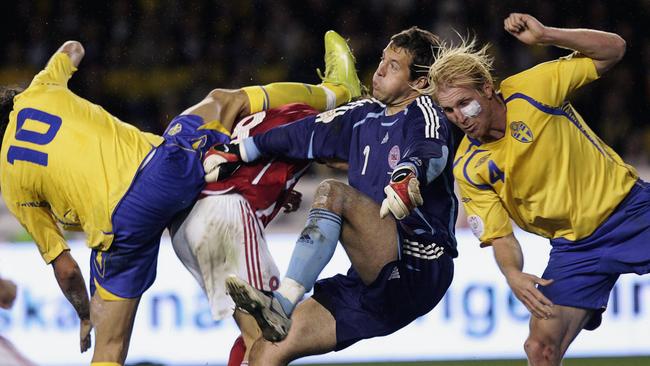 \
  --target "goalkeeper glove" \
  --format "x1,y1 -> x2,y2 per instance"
379,166 -> 423,220
203,143 -> 242,182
